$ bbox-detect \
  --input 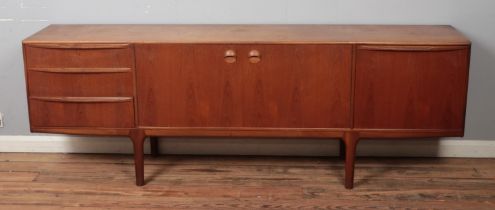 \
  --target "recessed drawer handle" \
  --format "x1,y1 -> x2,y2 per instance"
224,49 -> 236,63
29,67 -> 132,74
248,50 -> 261,63
30,96 -> 133,103
358,45 -> 467,52
27,43 -> 130,49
